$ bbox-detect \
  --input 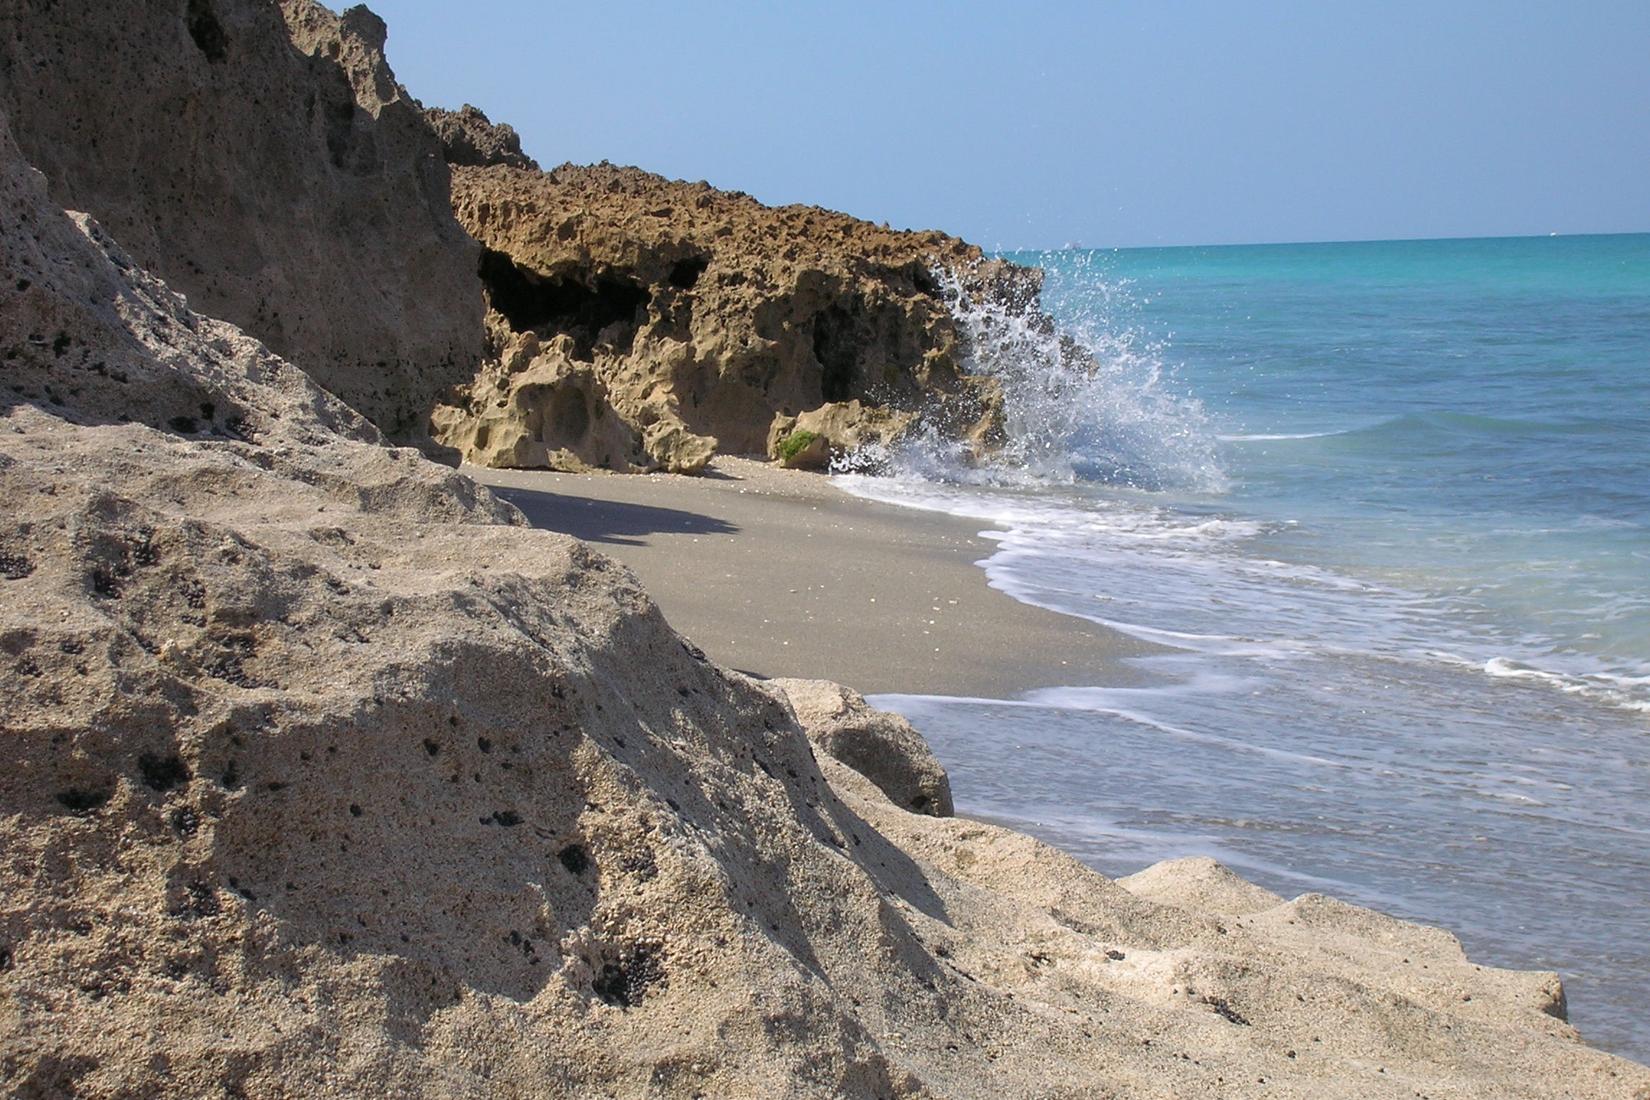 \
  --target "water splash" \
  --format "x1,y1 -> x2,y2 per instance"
845,262 -> 1224,492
